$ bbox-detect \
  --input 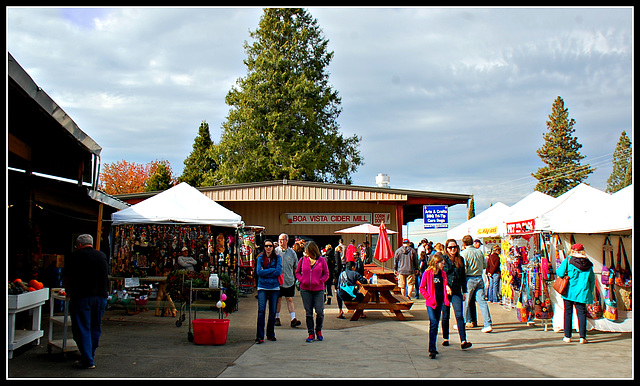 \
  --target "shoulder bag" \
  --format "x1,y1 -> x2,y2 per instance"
615,237 -> 631,288
552,258 -> 569,295
602,285 -> 618,321
586,283 -> 603,319
602,237 -> 615,286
